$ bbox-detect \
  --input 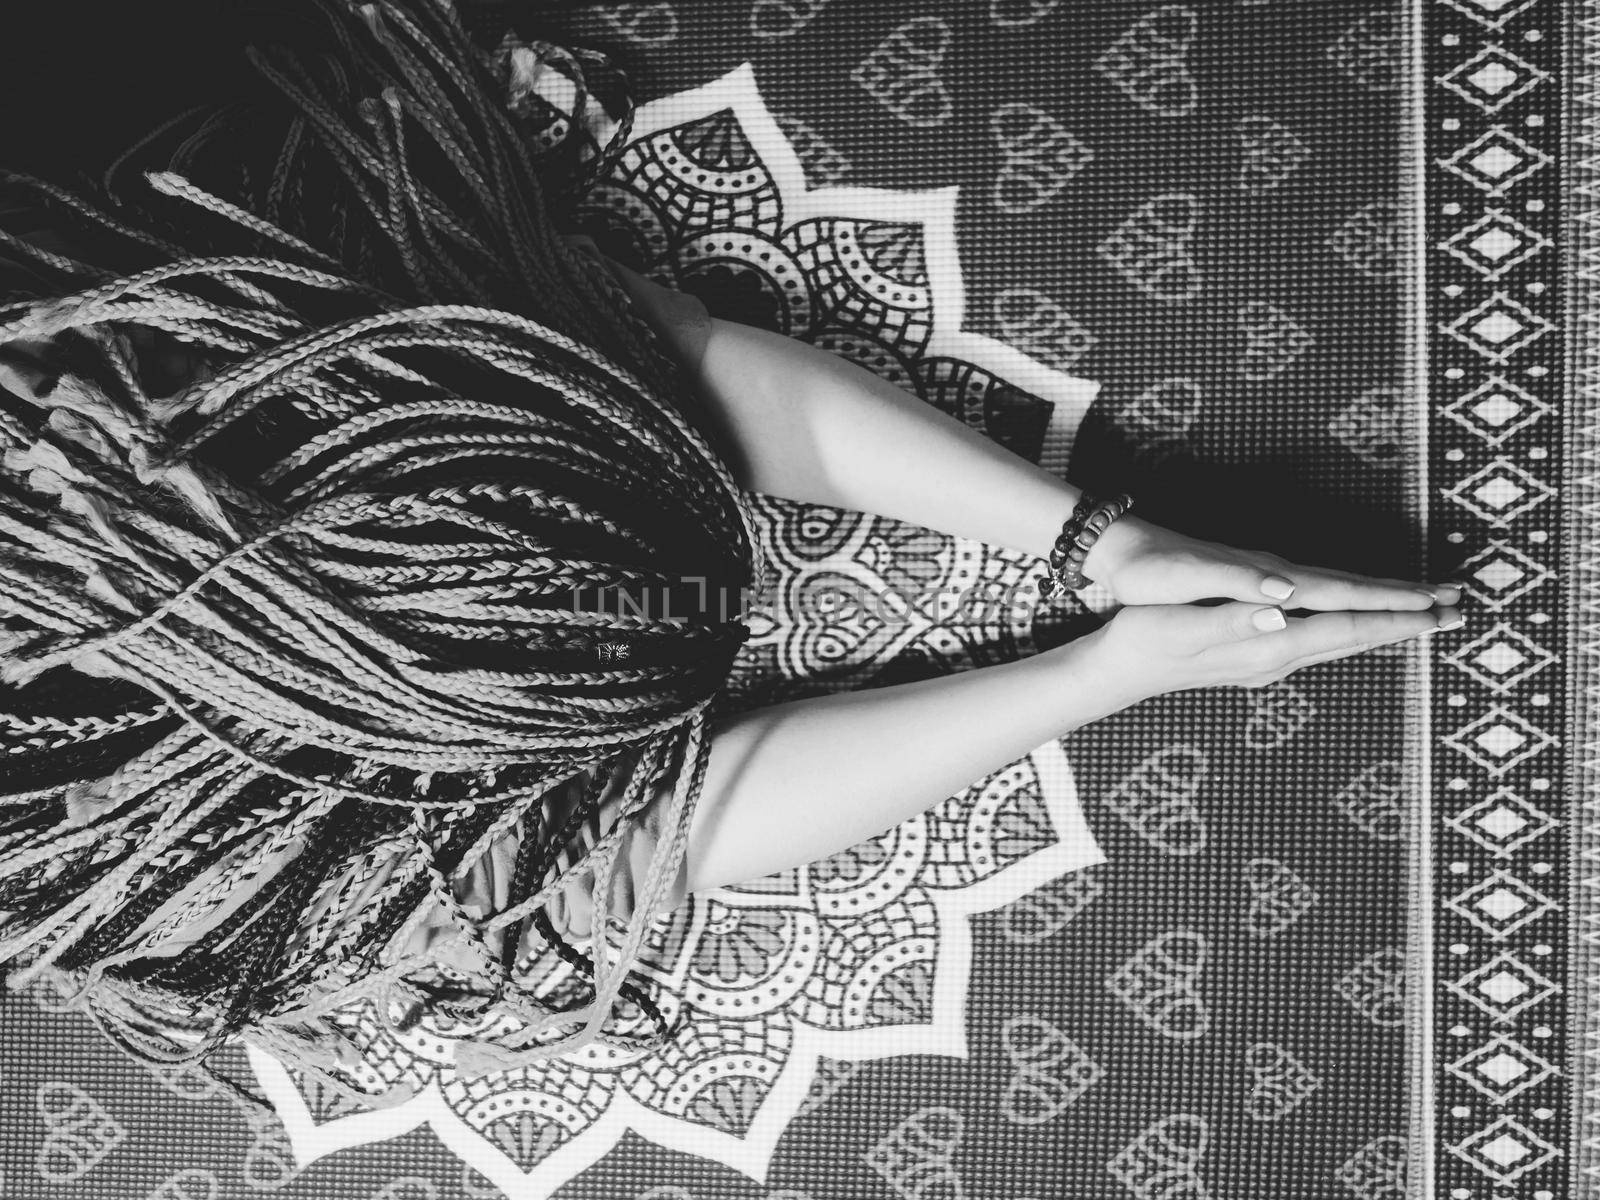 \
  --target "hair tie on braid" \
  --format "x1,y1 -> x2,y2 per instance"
0,0 -> 764,1105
